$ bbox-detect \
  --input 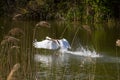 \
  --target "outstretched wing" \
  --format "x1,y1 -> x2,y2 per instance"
33,40 -> 59,50
59,38 -> 71,49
